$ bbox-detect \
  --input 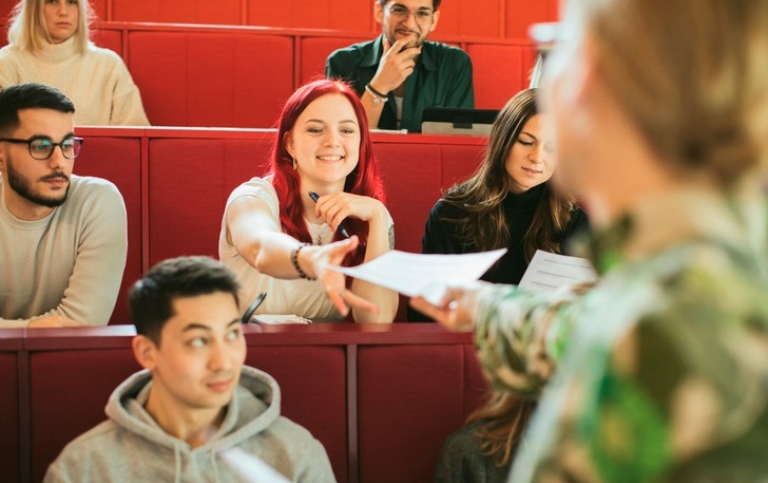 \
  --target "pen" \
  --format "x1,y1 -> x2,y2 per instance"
308,191 -> 351,238
241,292 -> 267,324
